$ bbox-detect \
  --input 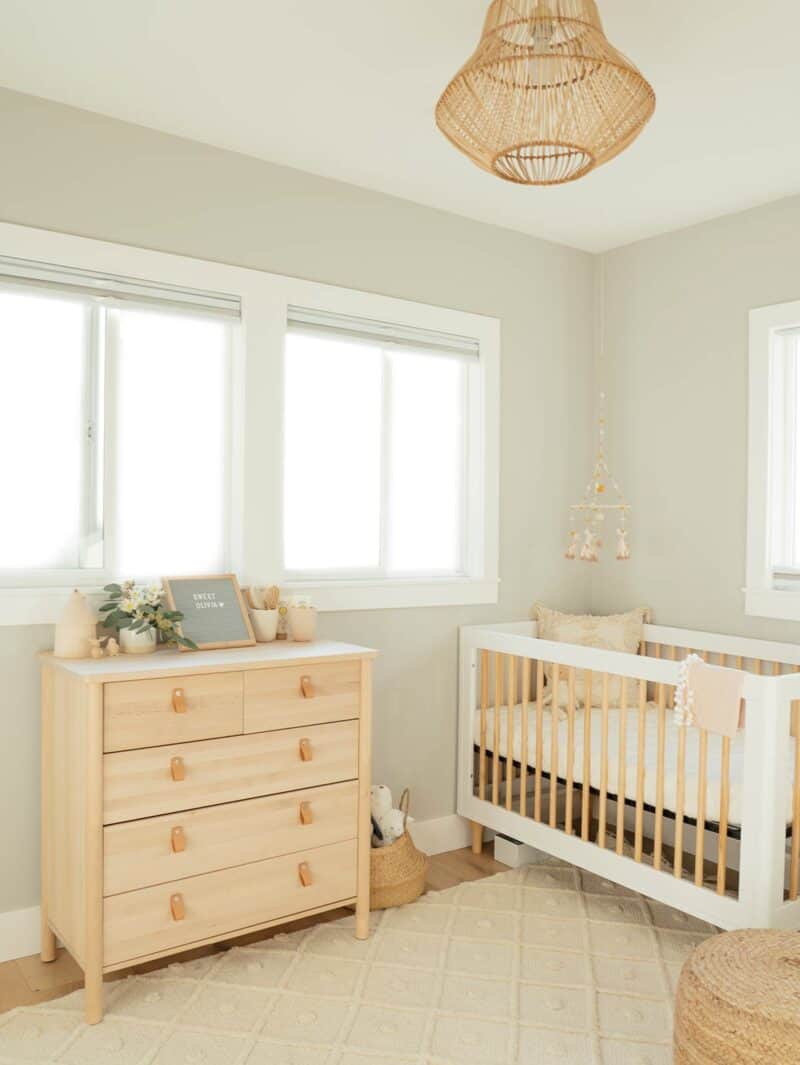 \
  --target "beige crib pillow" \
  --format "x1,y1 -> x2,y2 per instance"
532,602 -> 650,708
